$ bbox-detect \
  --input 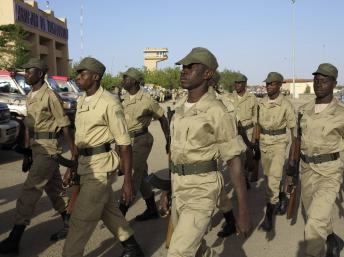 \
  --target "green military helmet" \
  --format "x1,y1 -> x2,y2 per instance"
175,47 -> 218,70
21,58 -> 48,72
264,72 -> 284,83
235,73 -> 248,83
122,67 -> 144,84
312,63 -> 338,80
76,57 -> 106,76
